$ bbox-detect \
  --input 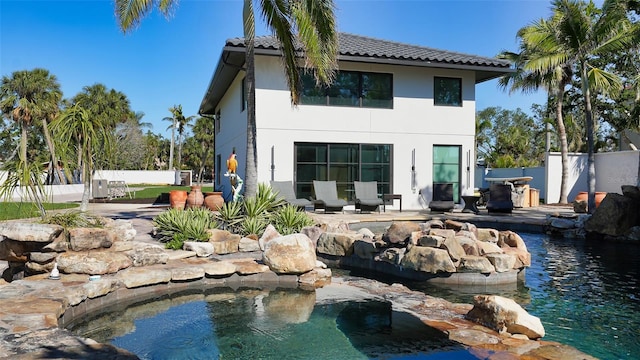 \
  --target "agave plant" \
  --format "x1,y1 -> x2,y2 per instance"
240,216 -> 269,237
153,207 -> 216,249
215,200 -> 243,233
41,210 -> 105,229
270,204 -> 315,235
